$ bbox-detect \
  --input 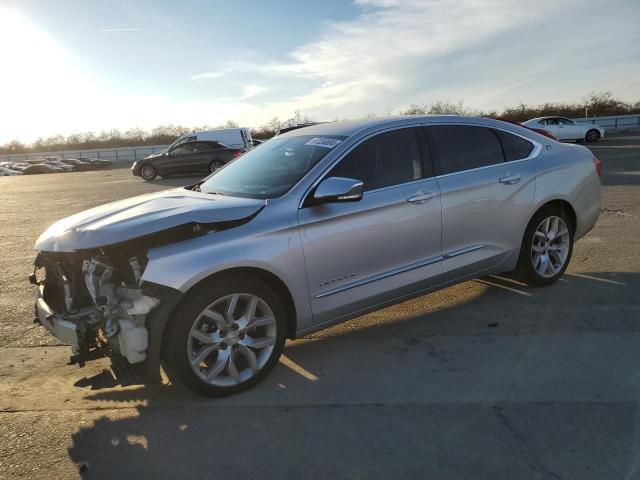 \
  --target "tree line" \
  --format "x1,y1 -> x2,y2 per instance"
2,91 -> 638,155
